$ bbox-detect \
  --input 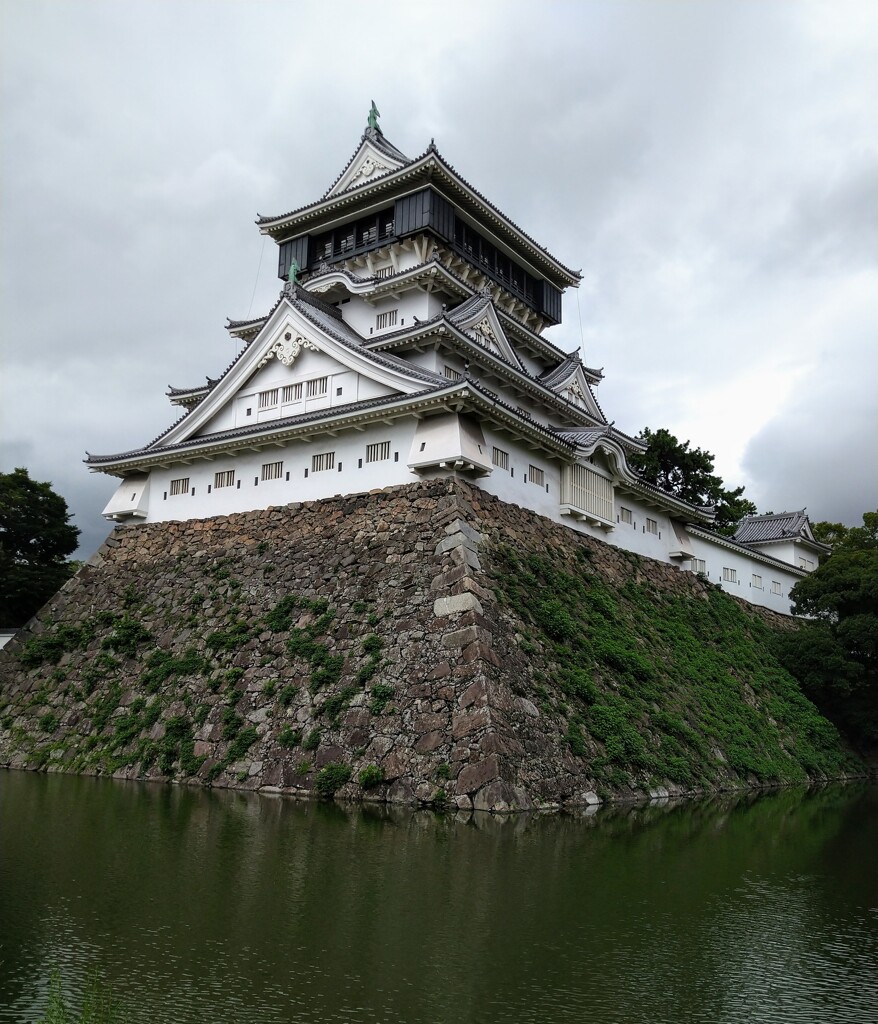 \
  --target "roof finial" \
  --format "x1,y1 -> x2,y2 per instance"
367,100 -> 380,131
